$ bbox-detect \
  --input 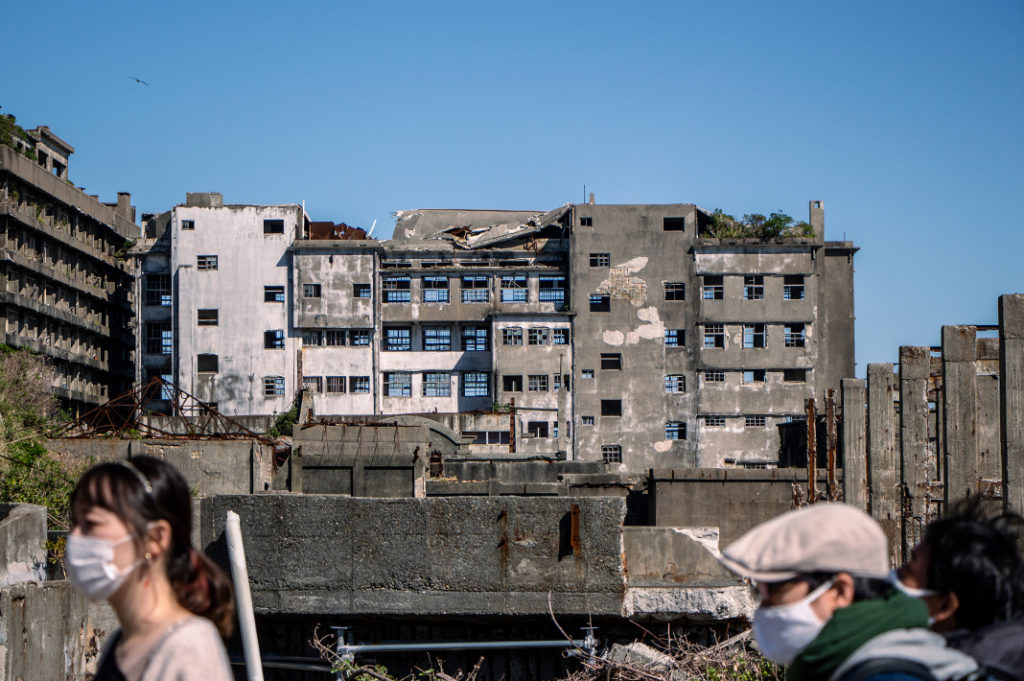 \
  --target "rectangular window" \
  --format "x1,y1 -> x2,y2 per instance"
538,275 -> 565,304
461,326 -> 490,351
665,329 -> 685,346
263,219 -> 285,234
354,283 -> 372,298
600,353 -> 622,370
528,374 -> 548,392
502,375 -> 523,392
784,369 -> 807,383
462,371 -> 489,397
589,253 -> 610,267
743,370 -> 767,384
589,294 -> 610,312
264,285 -> 285,302
301,330 -> 322,347
743,324 -> 766,349
743,275 -> 764,300
580,217 -> 593,227
552,374 -> 561,391
422,276 -> 450,303
666,421 -> 687,440
422,372 -> 451,397
423,326 -> 451,351
581,369 -> 594,379
702,275 -> 724,300
324,329 -> 346,346
601,444 -> 622,463
197,353 -> 218,373
144,274 -> 172,306
181,219 -> 195,230
350,376 -> 370,393
326,376 -> 346,393
663,217 -> 686,231
302,376 -> 323,393
704,371 -> 725,383
264,329 -> 285,349
145,322 -> 173,354
552,328 -> 569,345
466,431 -> 509,445
784,275 -> 805,301
383,372 -> 412,397
460,275 -> 490,303
502,327 -> 523,346
704,323 -> 725,349
349,330 -> 370,346
665,374 -> 686,393
601,399 -> 622,416
527,421 -> 549,438
664,282 -> 686,301
703,415 -> 726,428
745,416 -> 767,428
528,328 -> 549,345
263,376 -> 284,396
197,255 -> 218,270
785,324 -> 806,347
382,276 -> 411,303
197,309 -> 218,326
500,274 -> 527,302
303,283 -> 322,298
581,416 -> 595,426
384,327 -> 411,351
